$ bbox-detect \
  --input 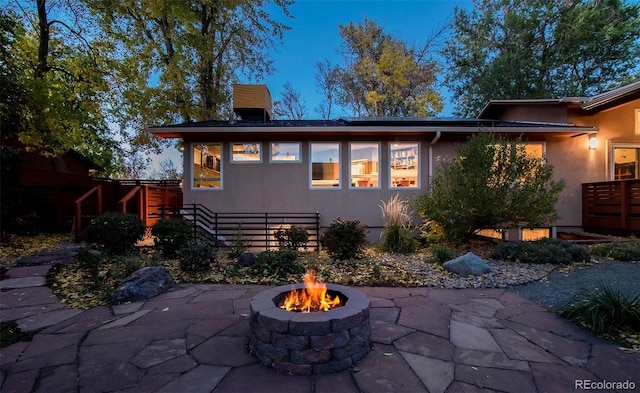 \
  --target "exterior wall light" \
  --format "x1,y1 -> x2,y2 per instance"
588,135 -> 599,150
